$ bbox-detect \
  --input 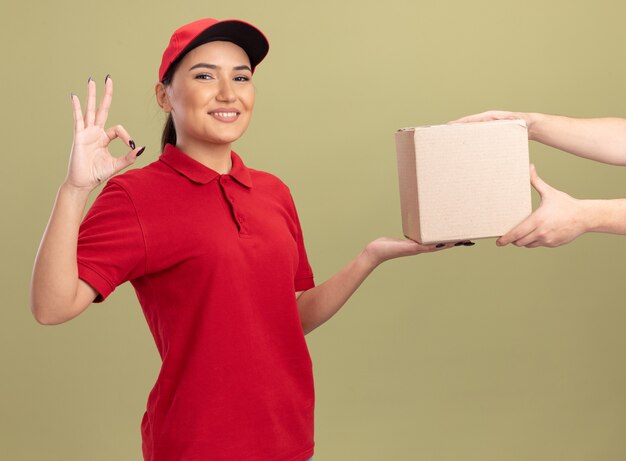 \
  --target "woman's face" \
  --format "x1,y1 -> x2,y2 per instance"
158,40 -> 255,148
